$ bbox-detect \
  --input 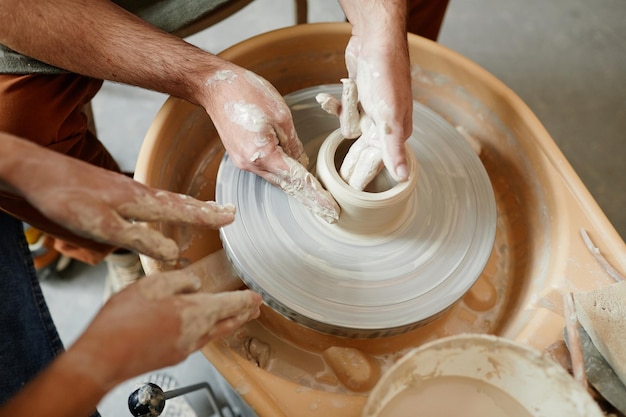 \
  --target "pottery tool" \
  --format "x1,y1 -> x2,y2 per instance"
128,381 -> 227,417
216,84 -> 496,338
